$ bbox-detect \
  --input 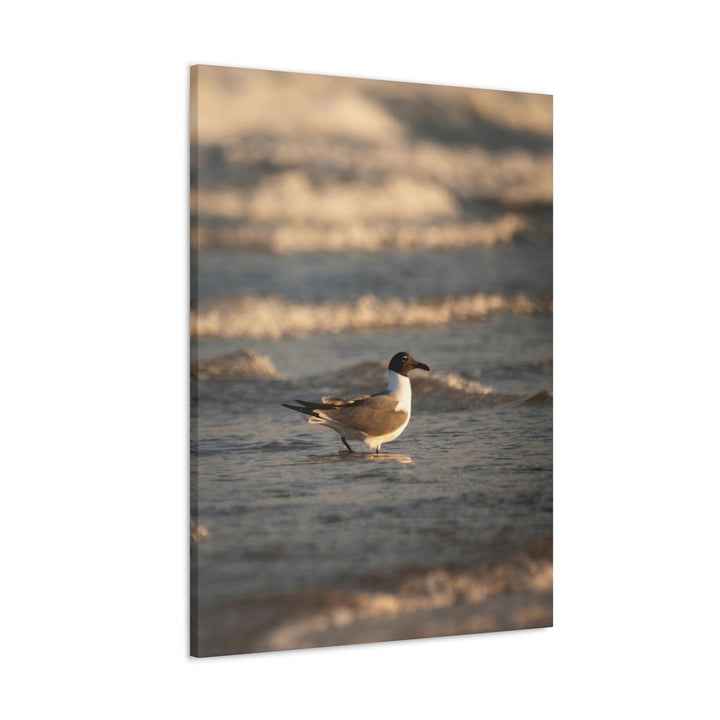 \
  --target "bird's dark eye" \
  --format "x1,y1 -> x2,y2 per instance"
401,355 -> 408,363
